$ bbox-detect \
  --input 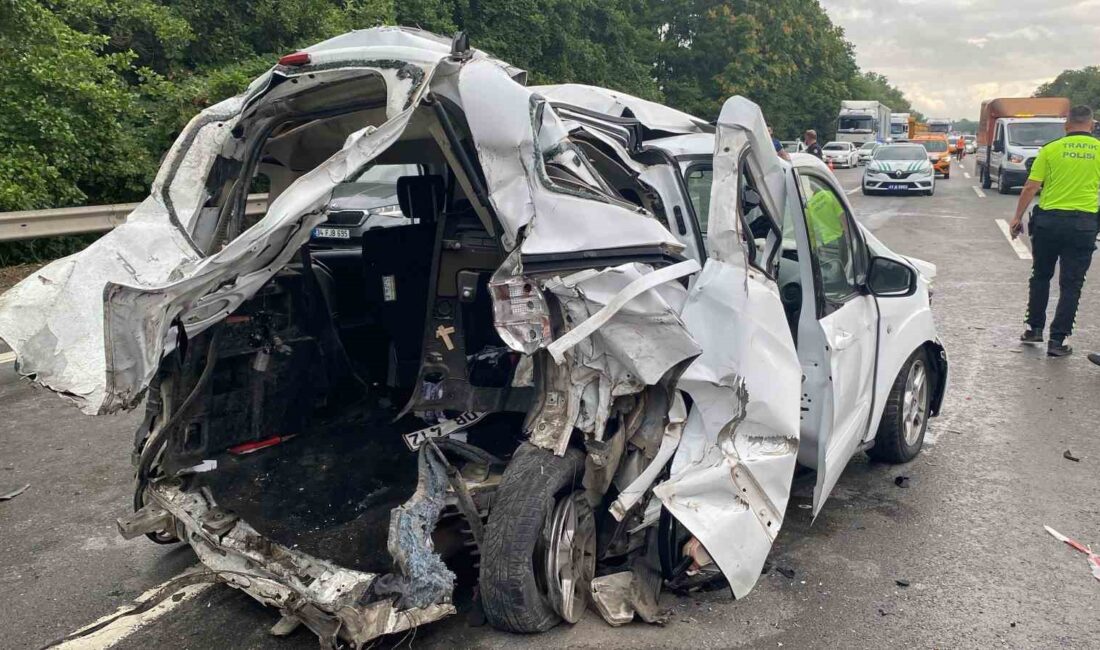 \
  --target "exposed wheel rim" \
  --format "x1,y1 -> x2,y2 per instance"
901,359 -> 929,446
542,492 -> 596,623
